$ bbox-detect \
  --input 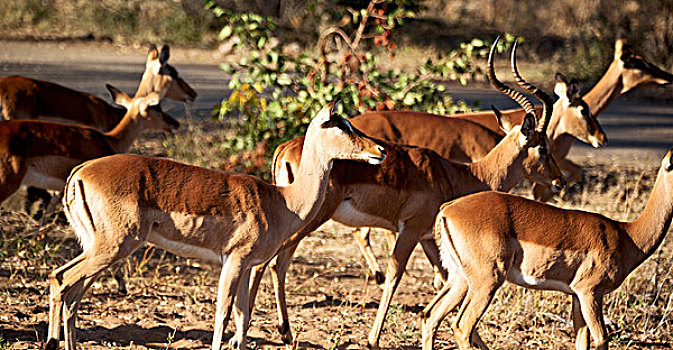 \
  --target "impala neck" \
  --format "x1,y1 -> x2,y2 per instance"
546,100 -> 566,143
103,114 -> 144,153
135,72 -> 155,97
583,60 -> 623,117
280,136 -> 333,232
624,168 -> 673,268
465,133 -> 523,192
